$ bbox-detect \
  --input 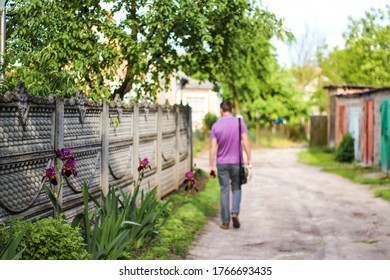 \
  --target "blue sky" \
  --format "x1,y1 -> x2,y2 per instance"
262,0 -> 389,66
